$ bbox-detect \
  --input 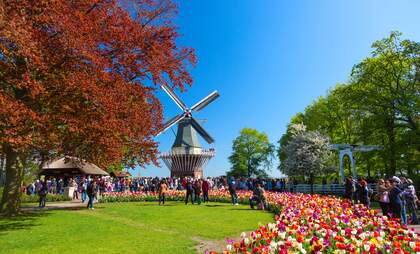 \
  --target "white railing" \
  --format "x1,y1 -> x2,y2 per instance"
284,183 -> 377,195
